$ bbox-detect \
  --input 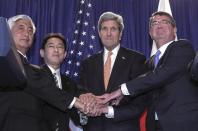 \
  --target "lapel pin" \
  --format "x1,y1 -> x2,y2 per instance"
122,56 -> 126,60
